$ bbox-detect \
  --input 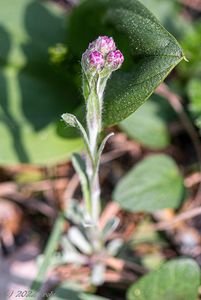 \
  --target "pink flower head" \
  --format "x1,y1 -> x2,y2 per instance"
82,37 -> 124,74
106,50 -> 124,70
89,51 -> 104,69
96,36 -> 116,55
